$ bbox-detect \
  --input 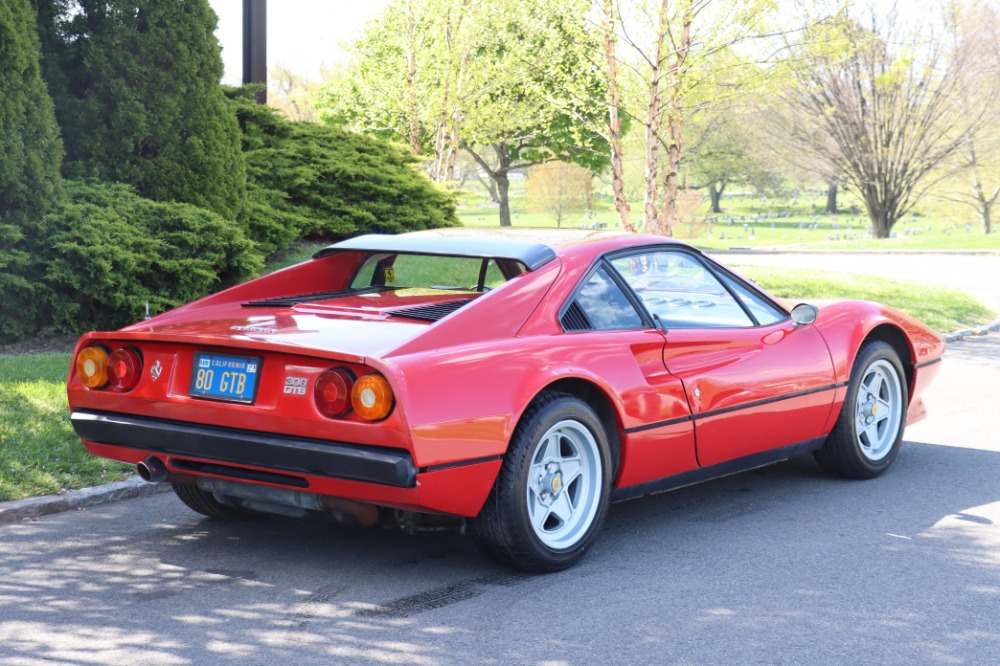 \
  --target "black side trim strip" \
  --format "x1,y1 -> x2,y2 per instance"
72,410 -> 416,488
420,455 -> 504,474
611,437 -> 826,502
624,415 -> 691,435
914,357 -> 942,370
623,383 -> 845,434
695,383 -> 847,421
